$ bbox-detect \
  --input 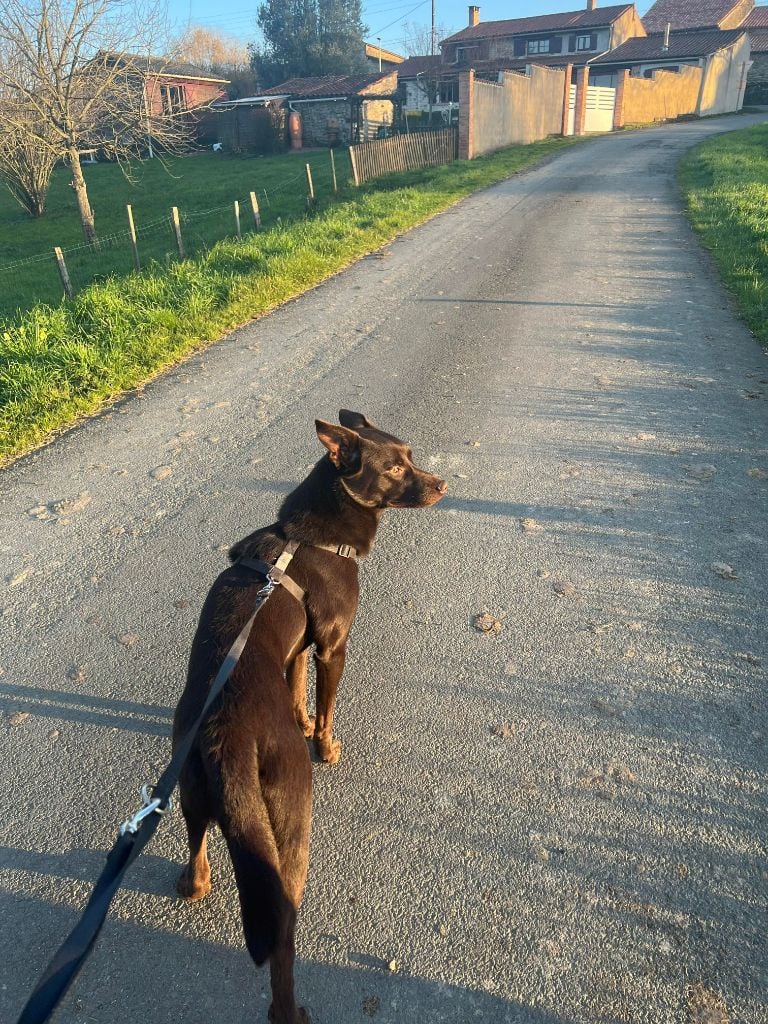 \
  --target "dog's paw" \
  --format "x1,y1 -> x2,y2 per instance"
176,867 -> 211,902
315,735 -> 342,764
